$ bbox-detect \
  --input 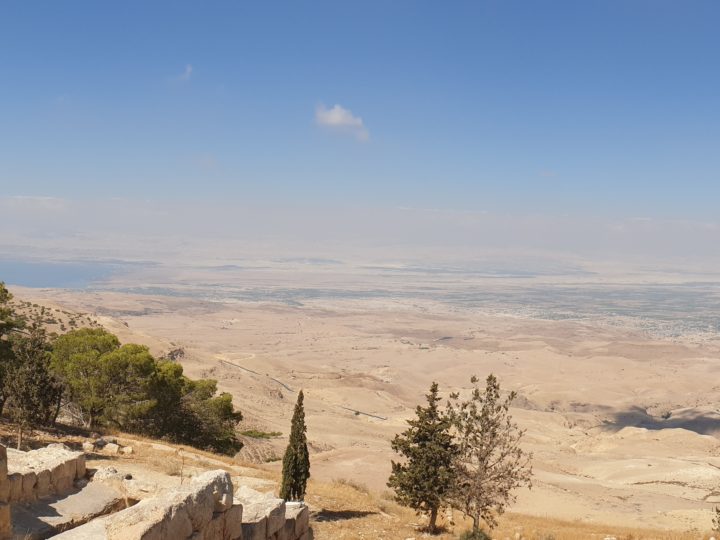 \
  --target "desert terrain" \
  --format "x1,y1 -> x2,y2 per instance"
8,262 -> 720,534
